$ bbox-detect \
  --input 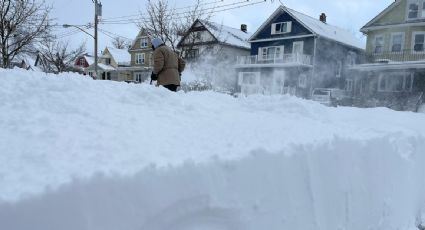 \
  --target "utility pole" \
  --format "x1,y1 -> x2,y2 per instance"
94,0 -> 102,80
